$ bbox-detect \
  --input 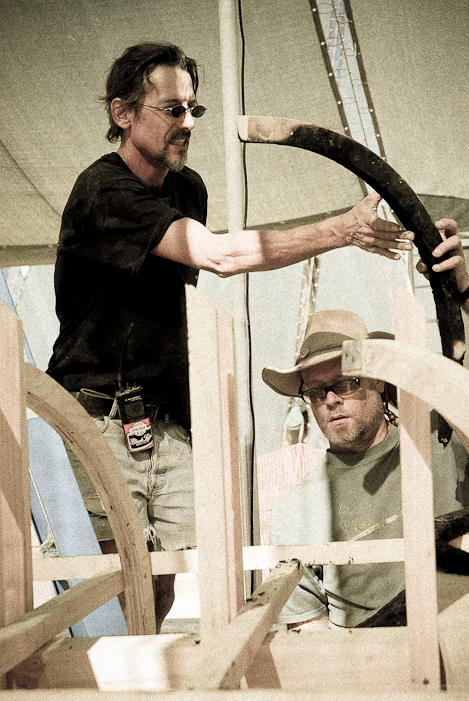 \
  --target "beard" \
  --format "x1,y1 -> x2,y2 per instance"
155,129 -> 190,173
316,393 -> 385,453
